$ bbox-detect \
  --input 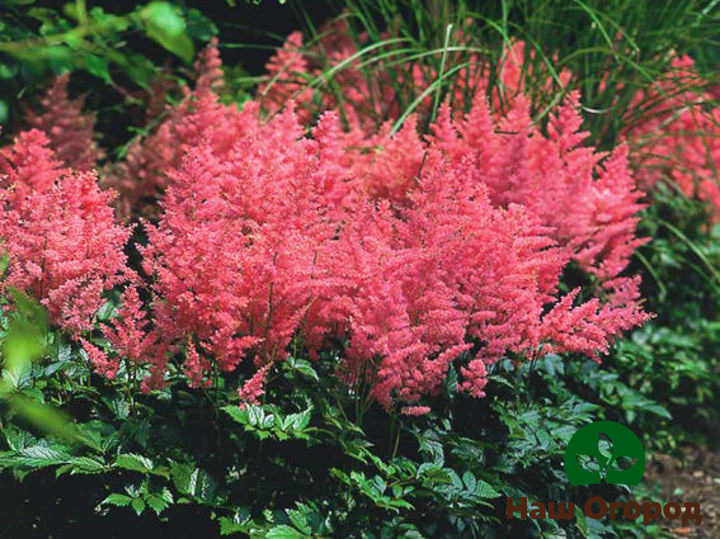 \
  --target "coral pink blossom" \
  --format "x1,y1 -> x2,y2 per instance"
81,38 -> 650,410
105,39 -> 239,220
24,74 -> 101,171
0,130 -> 128,334
133,43 -> 648,409
79,338 -> 119,380
626,55 -> 720,218
238,363 -> 272,405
